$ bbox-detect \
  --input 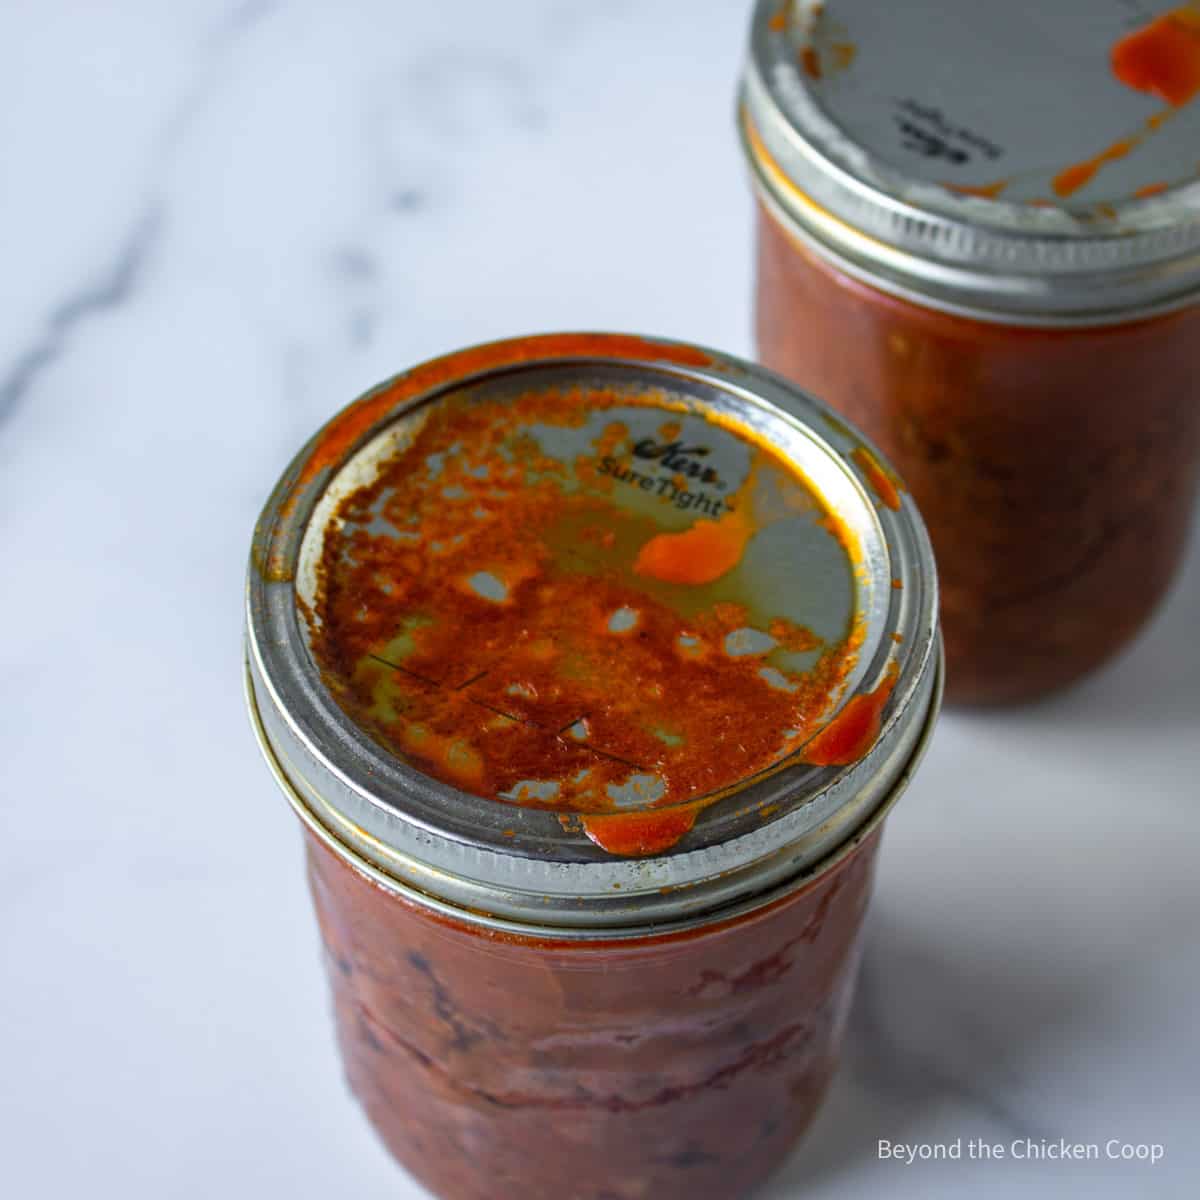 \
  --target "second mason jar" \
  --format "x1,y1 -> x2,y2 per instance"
740,0 -> 1200,704
246,333 -> 940,1199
